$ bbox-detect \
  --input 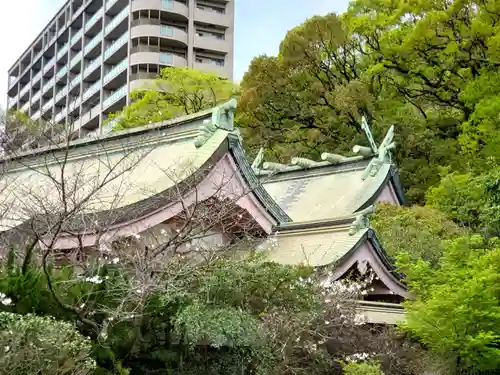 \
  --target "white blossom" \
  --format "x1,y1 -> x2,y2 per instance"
85,276 -> 103,284
0,293 -> 12,306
